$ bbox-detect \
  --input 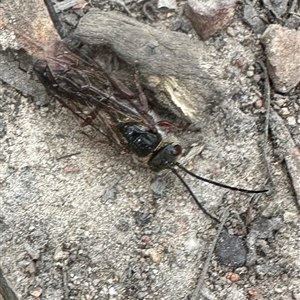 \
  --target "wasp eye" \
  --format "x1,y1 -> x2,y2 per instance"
169,145 -> 182,156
